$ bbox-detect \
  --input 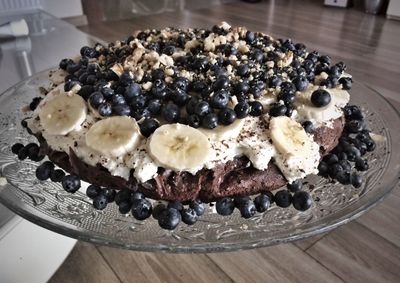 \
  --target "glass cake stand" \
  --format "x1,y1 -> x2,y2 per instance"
0,69 -> 399,253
